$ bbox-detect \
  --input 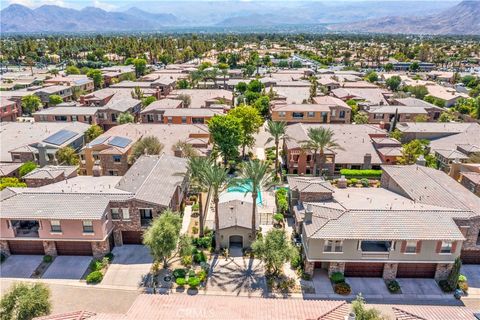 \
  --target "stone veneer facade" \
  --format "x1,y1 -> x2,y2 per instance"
382,263 -> 398,280
0,240 -> 10,256
434,263 -> 453,281
328,262 -> 345,276
43,241 -> 57,256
